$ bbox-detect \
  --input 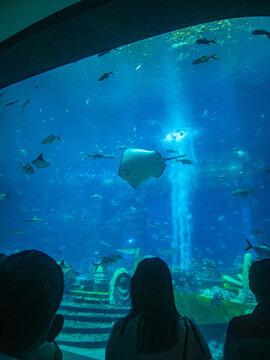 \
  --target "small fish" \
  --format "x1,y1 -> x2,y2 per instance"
0,191 -> 10,200
83,152 -> 116,160
100,240 -> 111,247
98,50 -> 111,57
263,168 -> 270,173
252,30 -> 270,38
233,150 -> 247,157
92,253 -> 121,272
31,153 -> 50,168
7,228 -> 23,235
4,99 -> 19,107
166,149 -> 178,154
116,248 -> 137,256
35,85 -> 39,90
116,145 -> 129,150
245,238 -> 270,259
98,71 -> 115,82
217,216 -> 225,221
192,54 -> 218,65
175,158 -> 193,165
135,63 -> 142,71
89,194 -> 103,200
250,229 -> 265,236
16,162 -> 35,174
157,248 -> 178,255
21,98 -> 31,113
22,216 -> 44,223
97,48 -> 118,57
16,149 -> 28,157
41,134 -> 62,144
231,187 -> 255,197
196,38 -> 217,45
